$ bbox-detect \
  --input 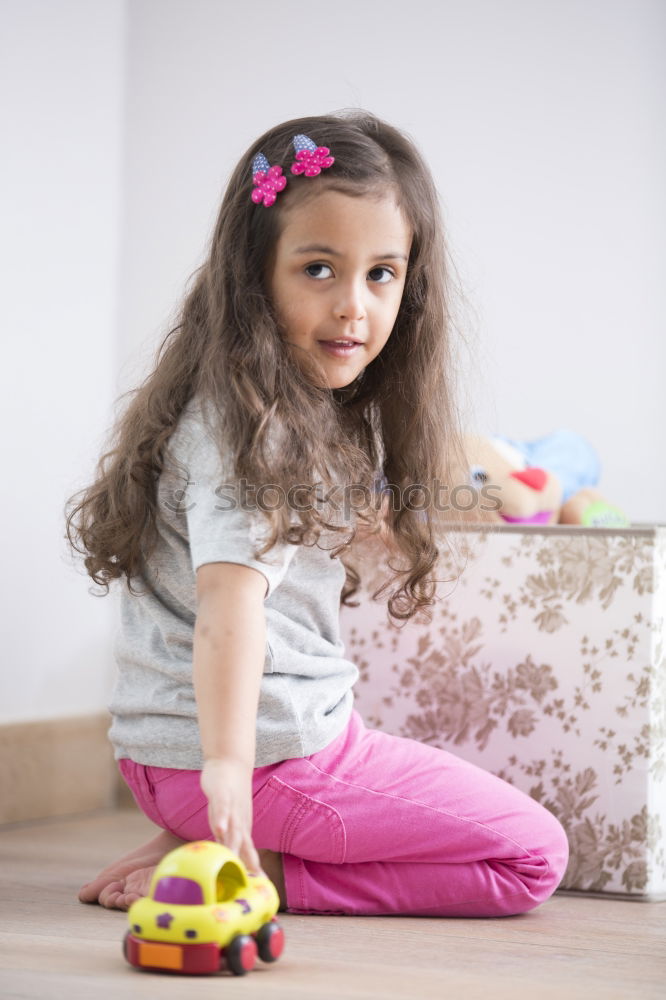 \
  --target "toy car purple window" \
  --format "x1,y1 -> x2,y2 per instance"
153,876 -> 204,905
